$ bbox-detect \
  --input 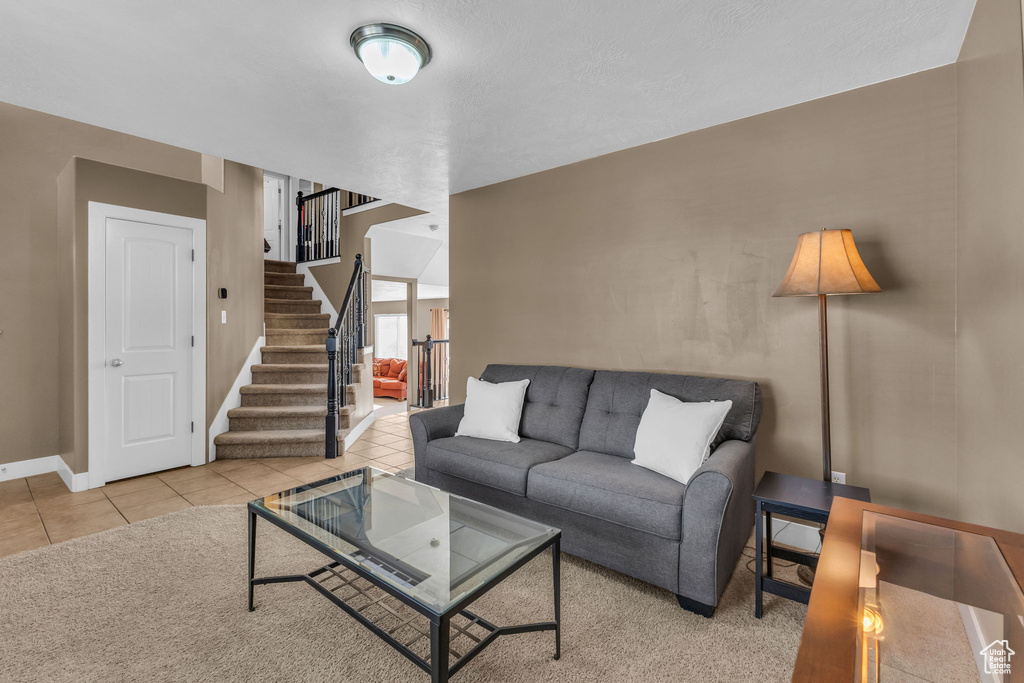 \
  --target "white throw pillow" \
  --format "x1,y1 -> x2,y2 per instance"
631,389 -> 733,485
455,377 -> 530,443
